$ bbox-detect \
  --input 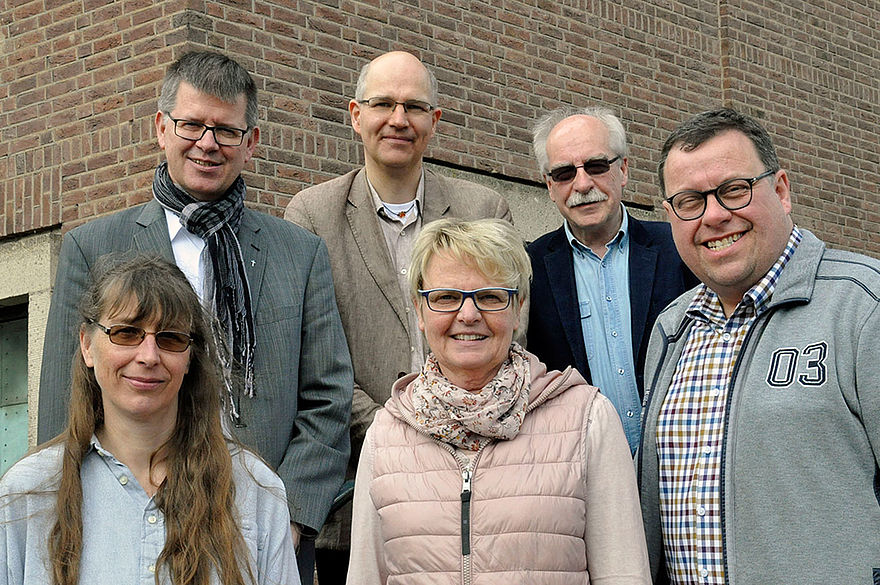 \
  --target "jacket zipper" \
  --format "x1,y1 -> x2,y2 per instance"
718,308 -> 775,585
391,368 -> 571,584
461,465 -> 473,585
